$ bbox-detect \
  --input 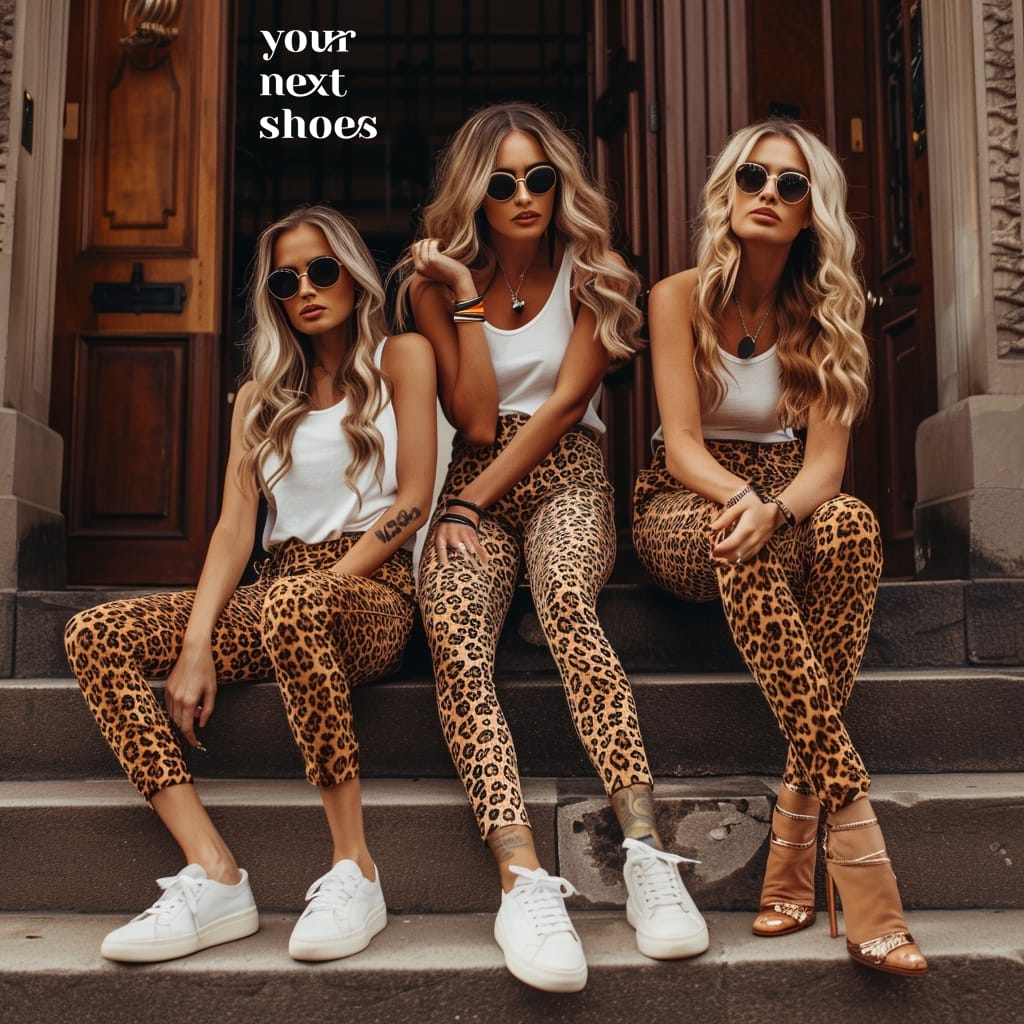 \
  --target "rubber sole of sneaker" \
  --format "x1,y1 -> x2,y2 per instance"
494,917 -> 588,993
288,902 -> 387,962
626,902 -> 710,960
100,906 -> 260,963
